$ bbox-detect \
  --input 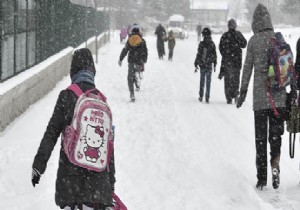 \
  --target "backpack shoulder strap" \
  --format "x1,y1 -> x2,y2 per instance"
67,84 -> 83,97
68,84 -> 107,102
